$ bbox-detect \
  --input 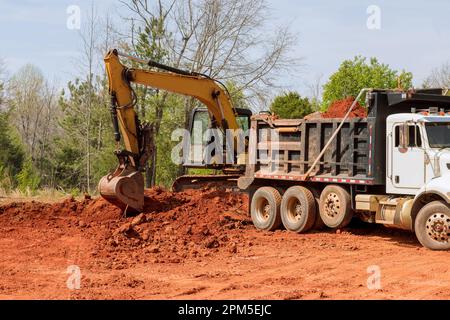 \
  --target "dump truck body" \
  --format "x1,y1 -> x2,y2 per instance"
242,90 -> 417,188
250,117 -> 376,184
